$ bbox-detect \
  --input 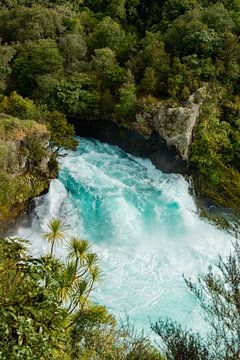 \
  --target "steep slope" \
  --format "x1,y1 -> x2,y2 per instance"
0,115 -> 56,233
